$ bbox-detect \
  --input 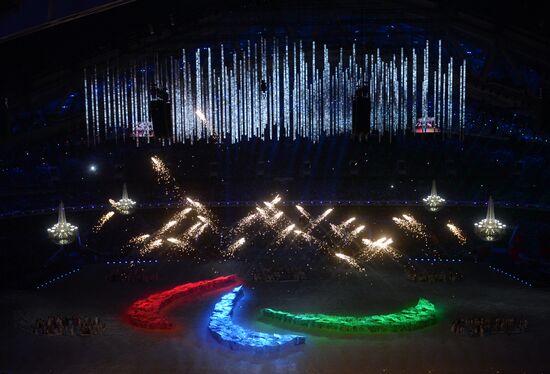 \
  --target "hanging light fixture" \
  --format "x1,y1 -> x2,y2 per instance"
474,197 -> 507,242
110,183 -> 136,215
47,202 -> 78,245
422,180 -> 445,212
